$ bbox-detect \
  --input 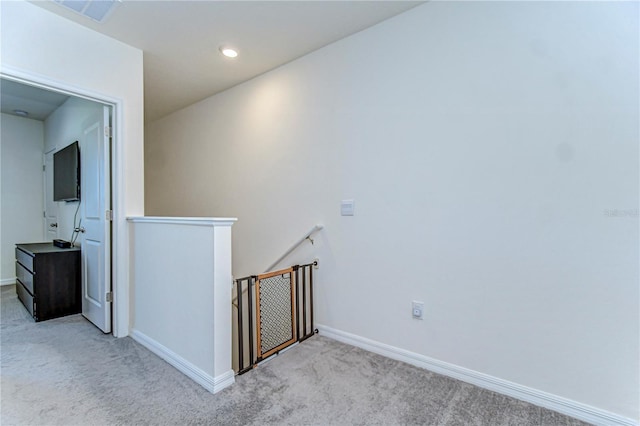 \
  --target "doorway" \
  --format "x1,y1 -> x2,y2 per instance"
1,77 -> 114,333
